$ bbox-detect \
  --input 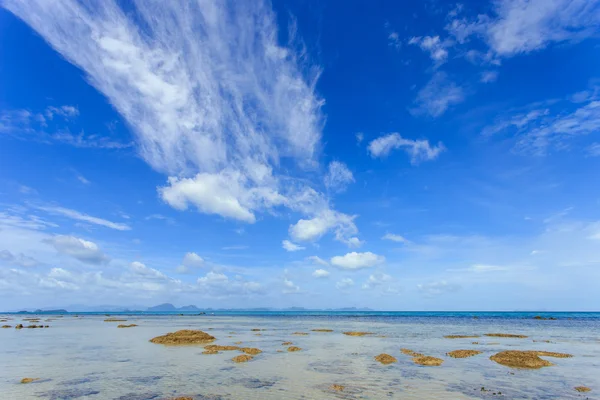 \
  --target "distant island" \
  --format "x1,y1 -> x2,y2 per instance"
146,303 -> 202,312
